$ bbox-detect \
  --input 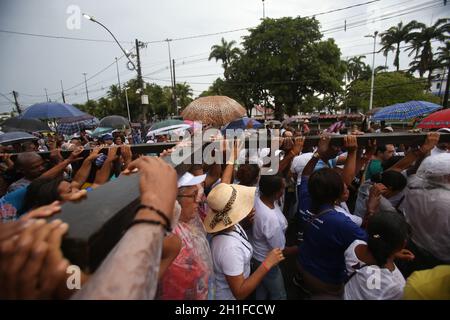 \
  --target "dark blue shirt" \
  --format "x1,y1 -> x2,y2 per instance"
297,176 -> 367,285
